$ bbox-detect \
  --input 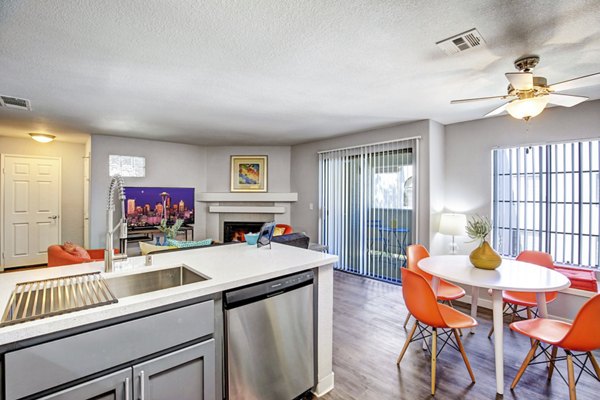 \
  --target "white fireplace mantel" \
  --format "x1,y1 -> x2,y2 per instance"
197,192 -> 298,202
199,193 -> 297,241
